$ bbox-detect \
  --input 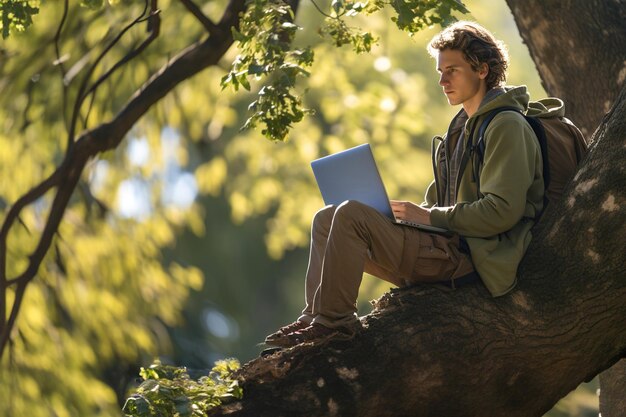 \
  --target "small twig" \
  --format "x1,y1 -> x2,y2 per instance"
68,0 -> 153,147
310,0 -> 333,18
54,0 -> 71,139
83,85 -> 98,129
54,242 -> 67,277
81,8 -> 161,114
78,180 -> 110,219
180,0 -> 221,35
20,78 -> 36,131
0,282 -> 27,359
